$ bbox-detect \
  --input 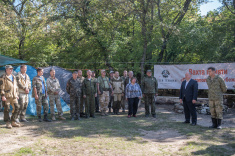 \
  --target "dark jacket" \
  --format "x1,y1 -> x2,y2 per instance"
180,79 -> 198,102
